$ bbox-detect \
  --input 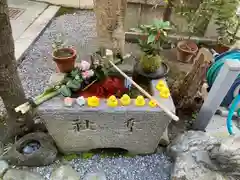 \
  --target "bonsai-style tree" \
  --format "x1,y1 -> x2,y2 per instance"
132,20 -> 171,73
